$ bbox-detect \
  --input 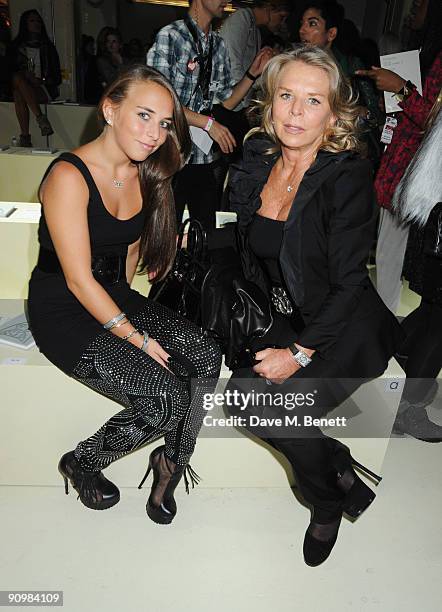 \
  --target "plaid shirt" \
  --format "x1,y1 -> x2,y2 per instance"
147,17 -> 234,165
374,51 -> 442,210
